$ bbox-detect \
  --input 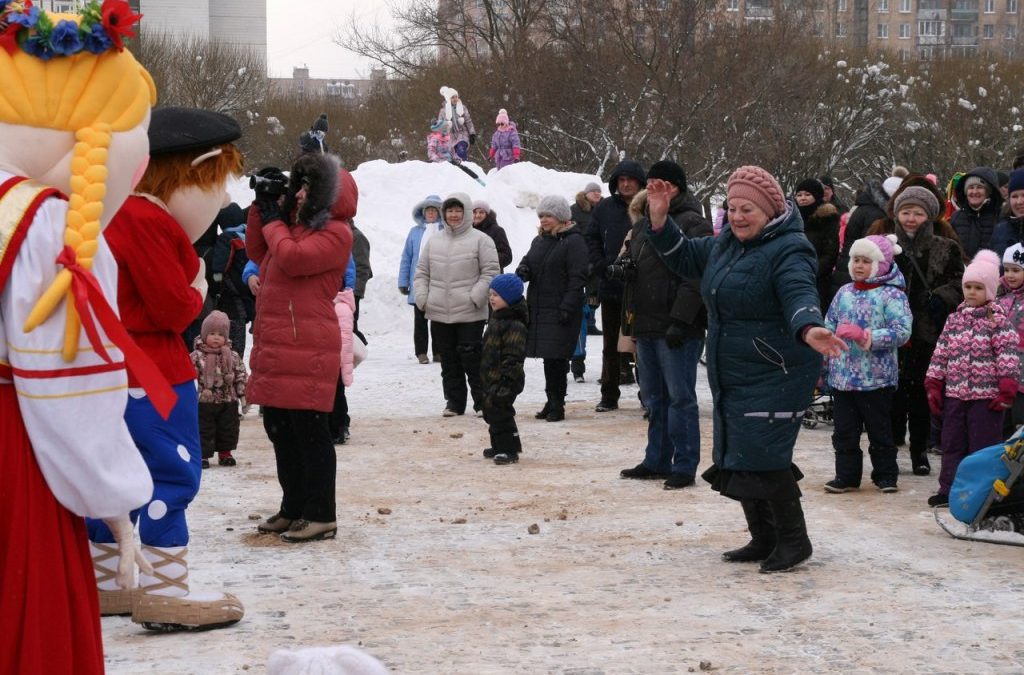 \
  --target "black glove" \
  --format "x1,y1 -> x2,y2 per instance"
255,196 -> 283,224
469,133 -> 477,145
665,322 -> 688,350
926,295 -> 947,325
399,286 -> 410,295
558,309 -> 571,326
515,264 -> 530,282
